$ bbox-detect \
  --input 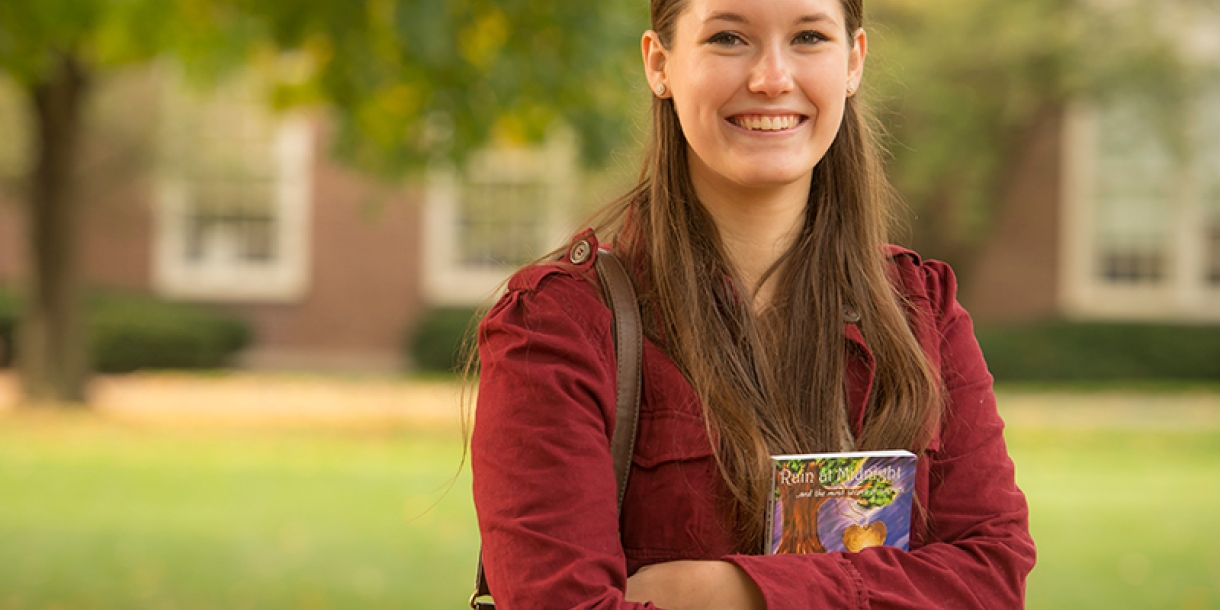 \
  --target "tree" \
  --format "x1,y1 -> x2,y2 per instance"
866,0 -> 1211,278
0,0 -> 293,402
0,0 -> 644,403
4,0 -> 1206,402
